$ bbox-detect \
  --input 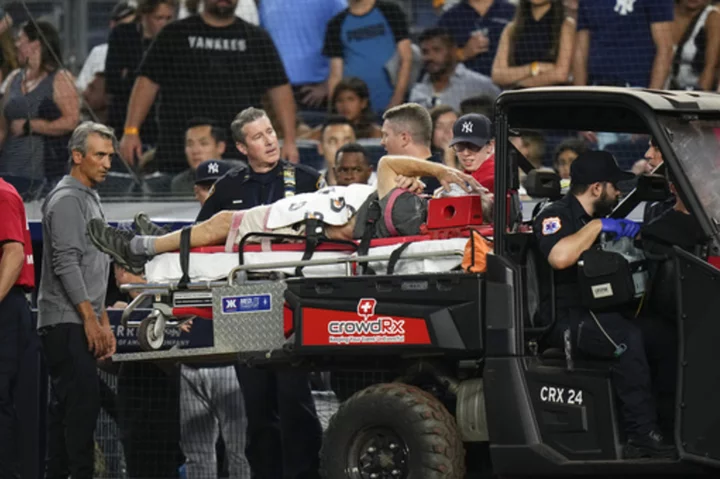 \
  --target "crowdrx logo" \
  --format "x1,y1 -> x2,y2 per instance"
327,298 -> 406,344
